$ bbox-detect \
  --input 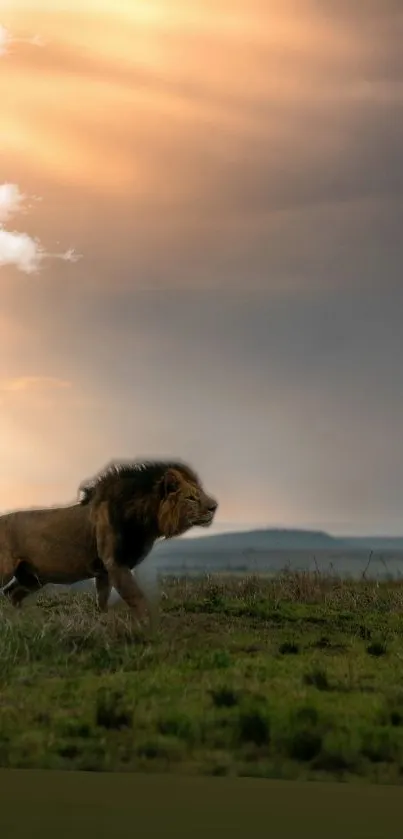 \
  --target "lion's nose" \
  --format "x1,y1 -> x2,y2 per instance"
208,499 -> 218,513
